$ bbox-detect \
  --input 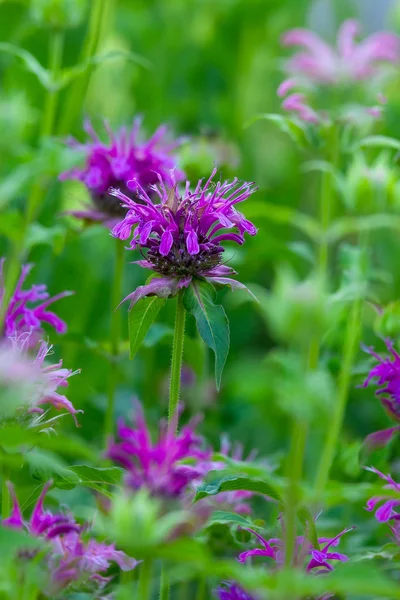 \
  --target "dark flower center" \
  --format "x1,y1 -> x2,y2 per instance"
147,232 -> 223,277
